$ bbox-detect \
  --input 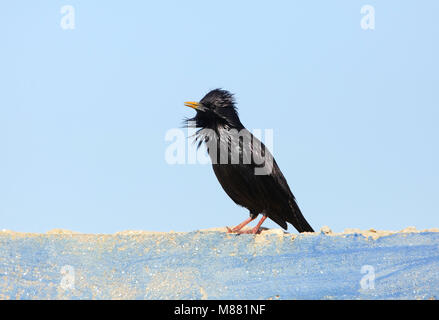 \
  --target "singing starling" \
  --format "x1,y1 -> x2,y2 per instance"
184,89 -> 314,234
